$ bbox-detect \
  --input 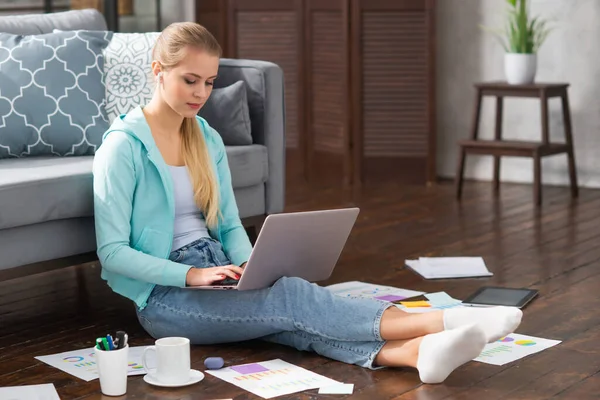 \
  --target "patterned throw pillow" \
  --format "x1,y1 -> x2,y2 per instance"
0,30 -> 112,158
104,32 -> 160,123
